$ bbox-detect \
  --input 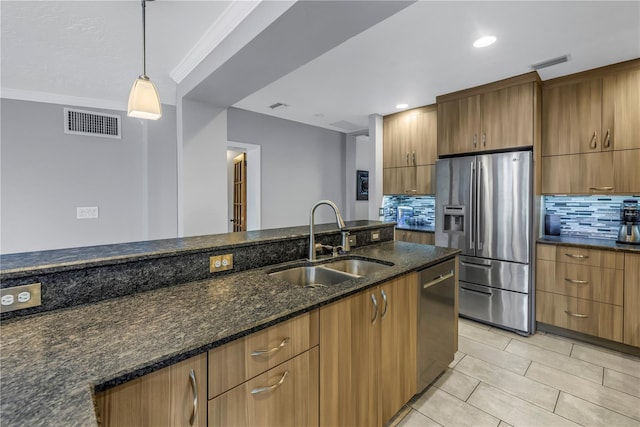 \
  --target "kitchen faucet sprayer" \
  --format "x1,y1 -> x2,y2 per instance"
308,200 -> 348,261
